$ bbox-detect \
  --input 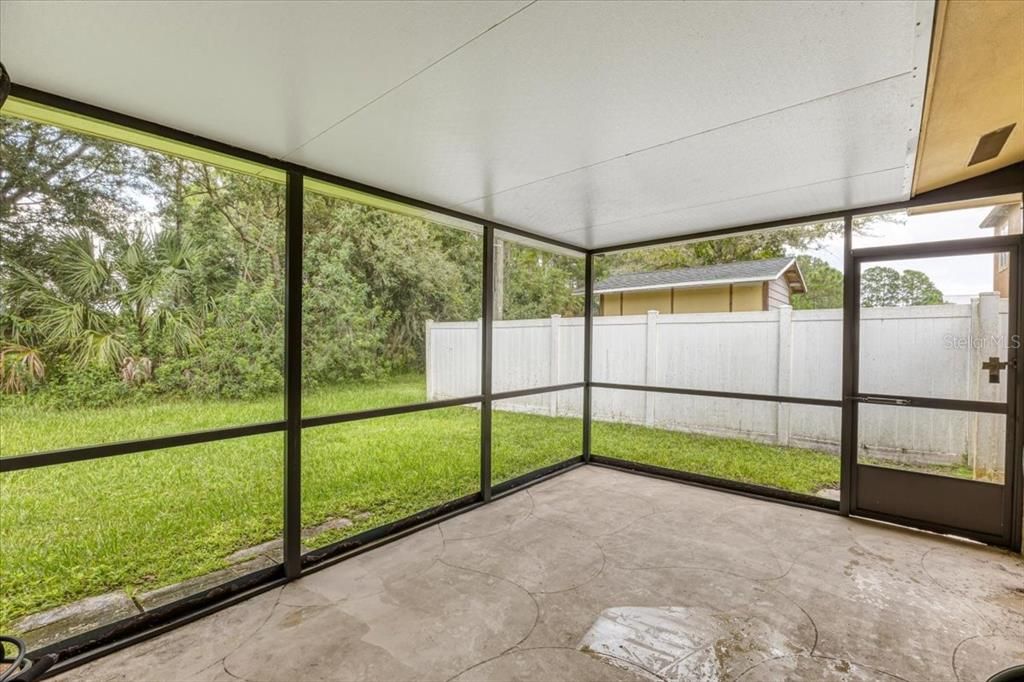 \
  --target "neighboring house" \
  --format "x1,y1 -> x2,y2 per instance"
980,202 -> 1023,298
595,257 -> 806,316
